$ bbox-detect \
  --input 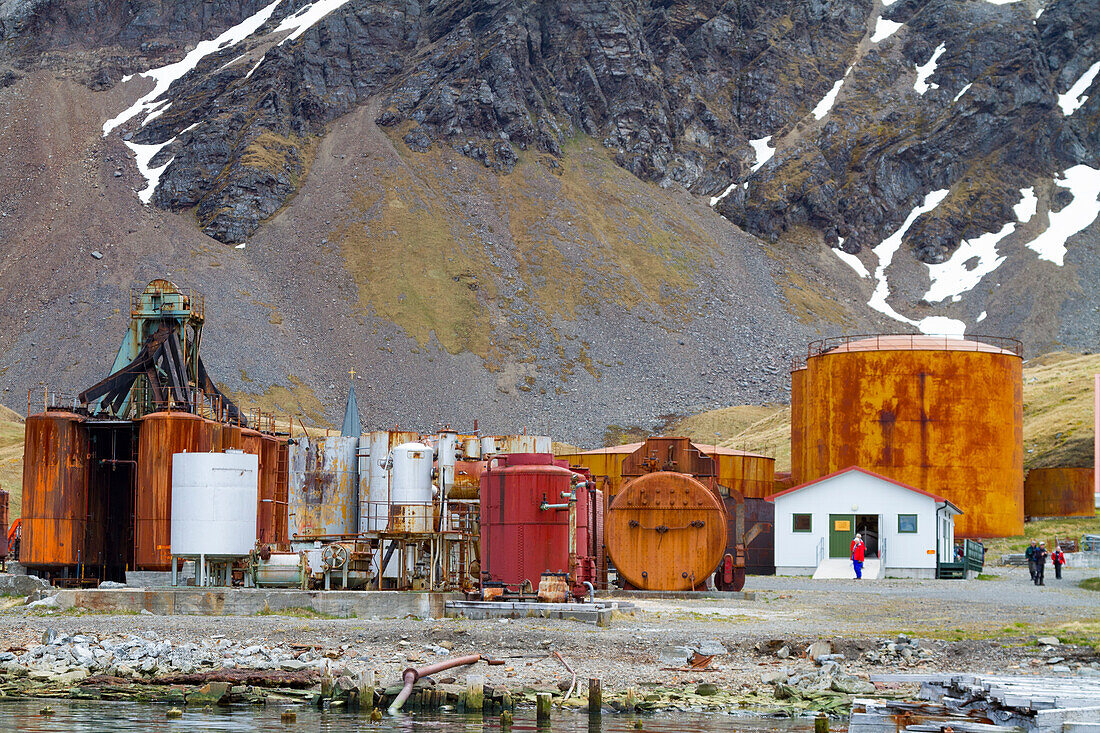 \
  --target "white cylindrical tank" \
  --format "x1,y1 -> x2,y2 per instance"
388,442 -> 434,533
437,431 -> 458,494
171,450 -> 258,558
390,442 -> 433,503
